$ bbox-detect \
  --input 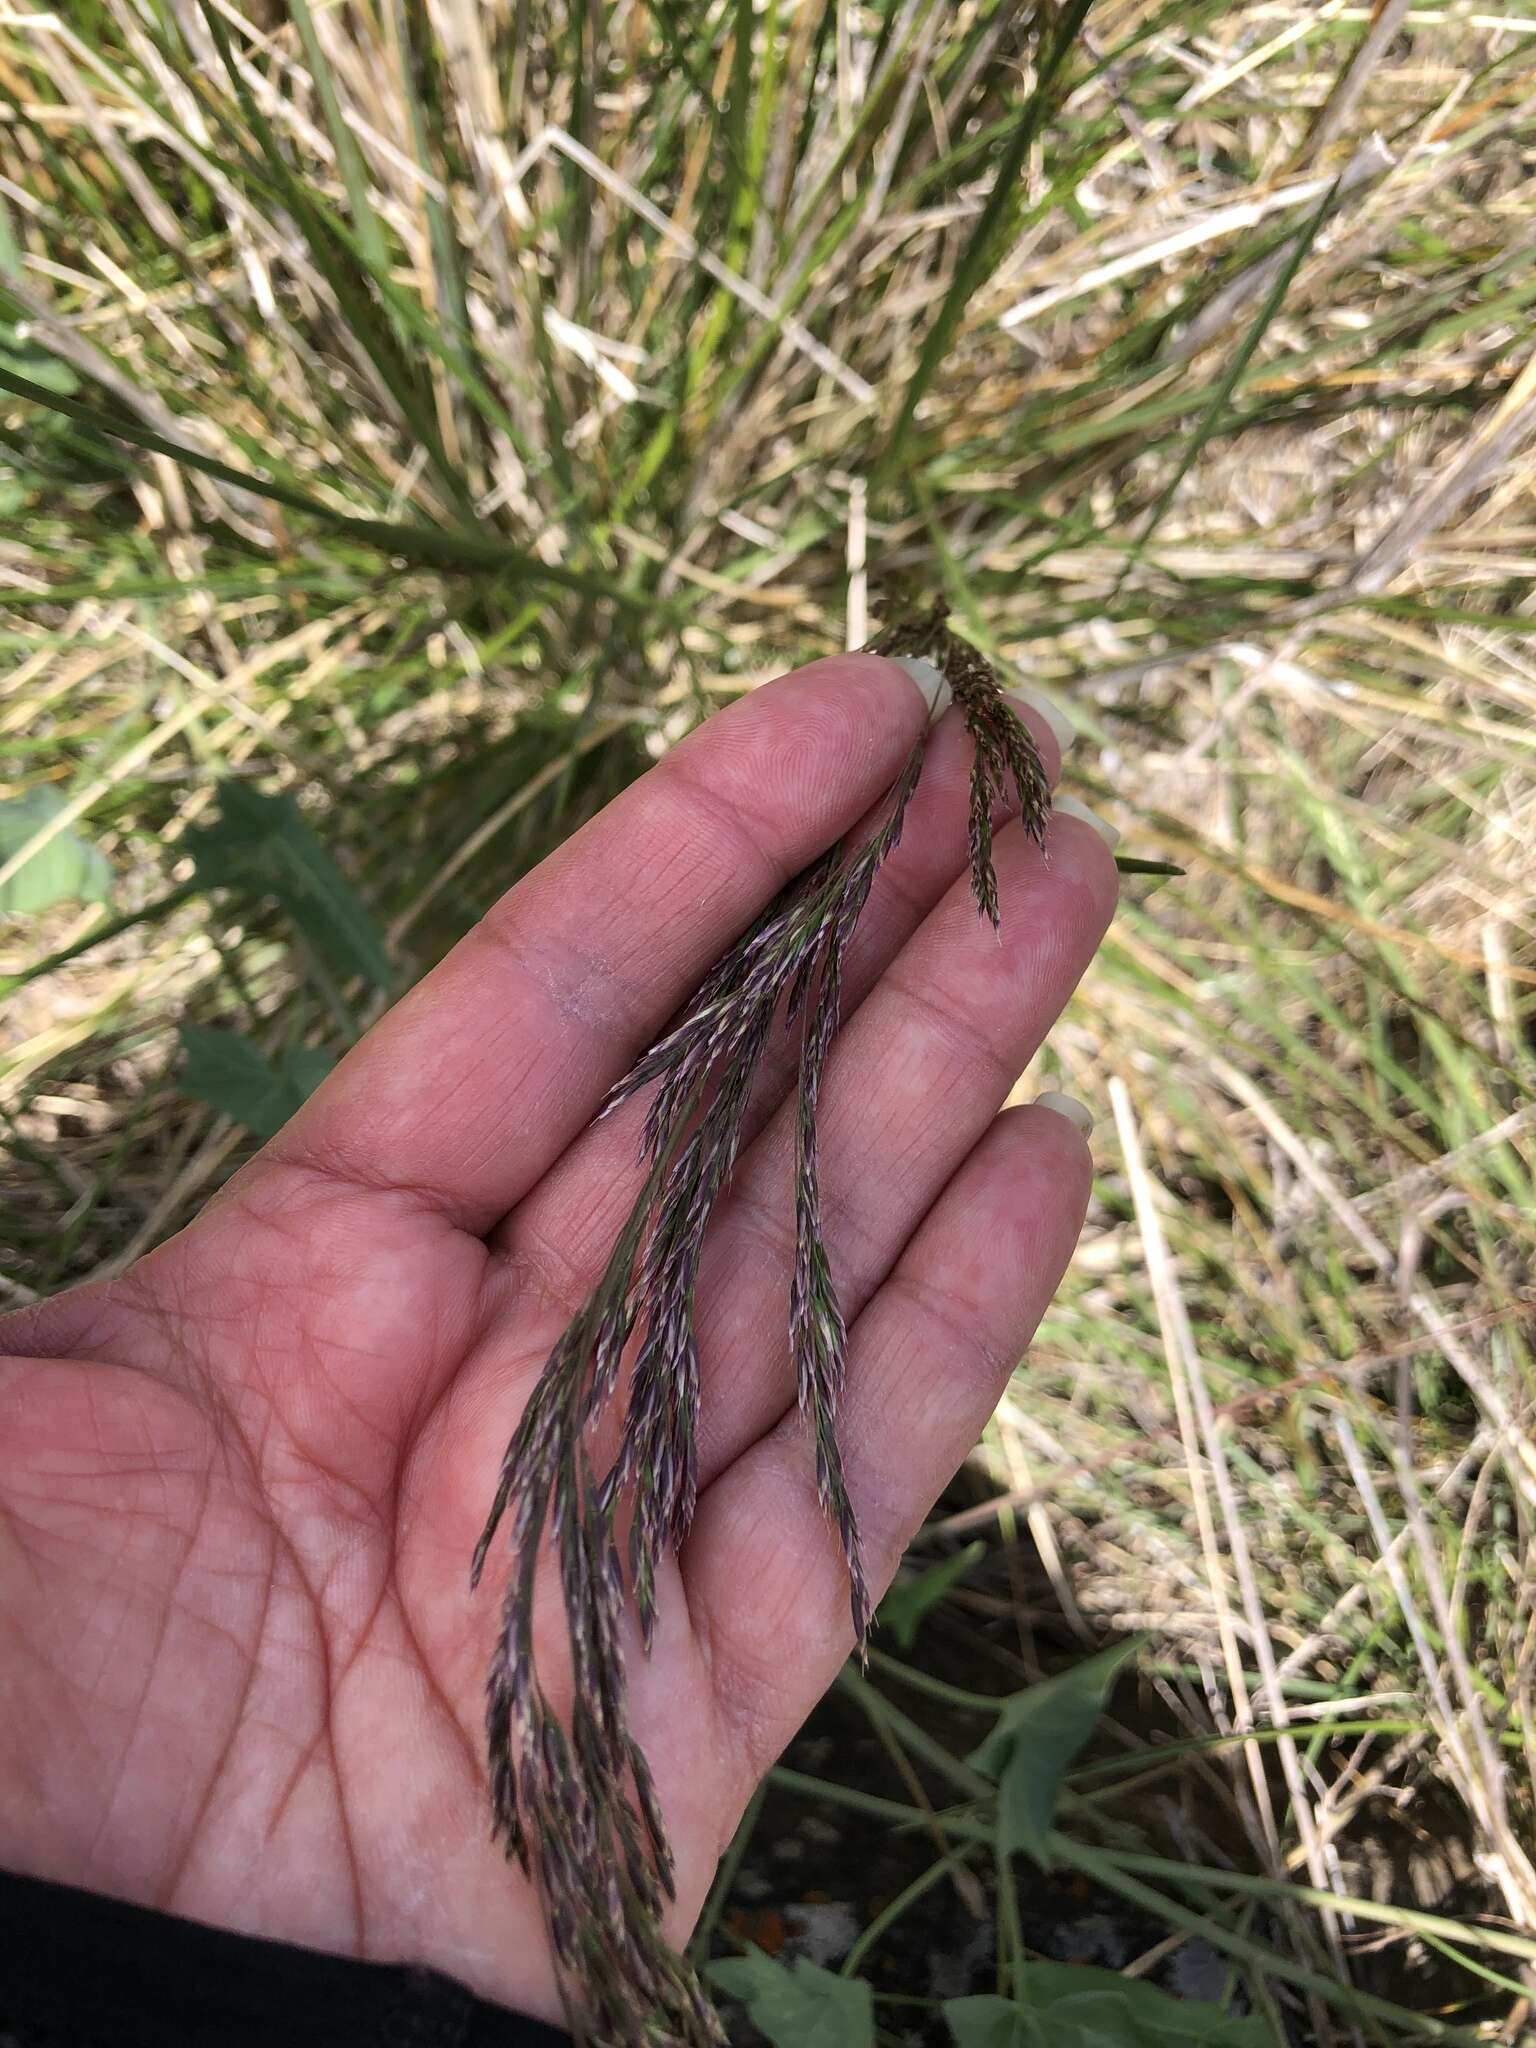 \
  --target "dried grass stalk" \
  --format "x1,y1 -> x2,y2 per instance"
471,605 -> 1049,2043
